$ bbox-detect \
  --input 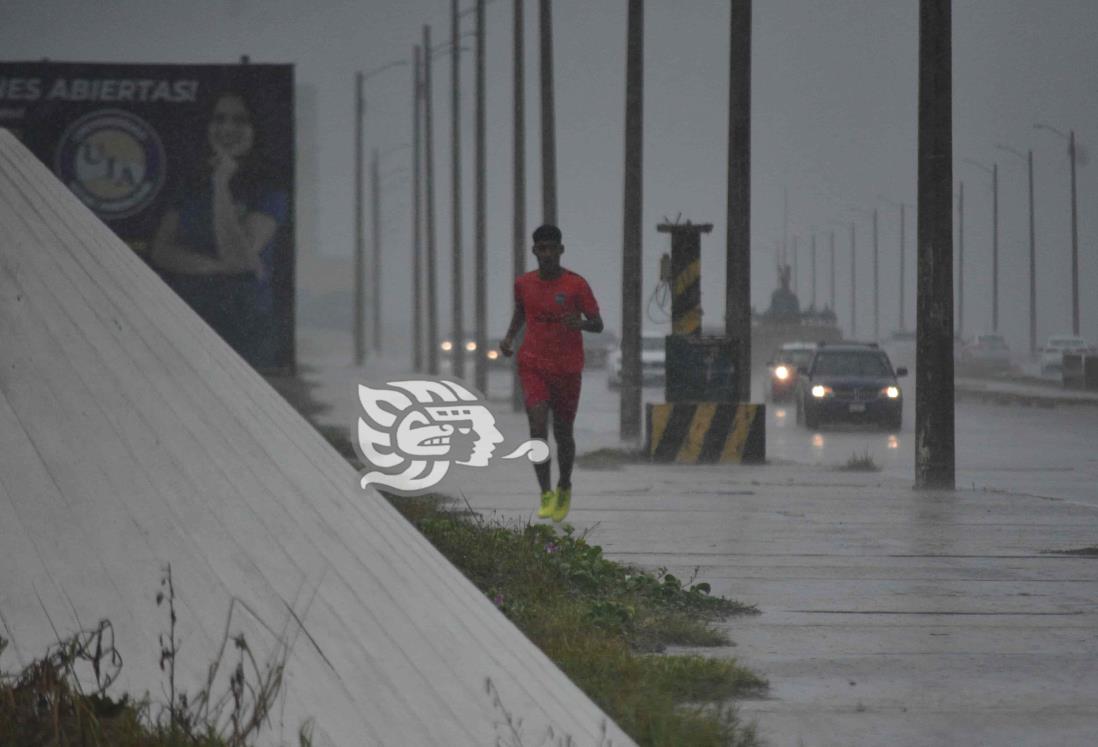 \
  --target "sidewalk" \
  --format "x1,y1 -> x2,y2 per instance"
299,344 -> 1098,746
